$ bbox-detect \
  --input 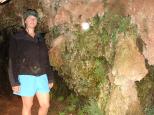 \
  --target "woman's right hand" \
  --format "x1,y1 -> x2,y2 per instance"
12,86 -> 20,93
